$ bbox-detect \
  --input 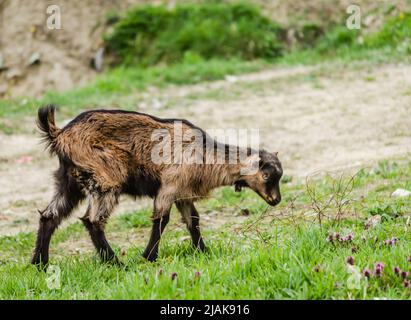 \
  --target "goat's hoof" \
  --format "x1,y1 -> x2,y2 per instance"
142,253 -> 158,262
101,256 -> 123,267
31,259 -> 48,271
